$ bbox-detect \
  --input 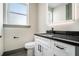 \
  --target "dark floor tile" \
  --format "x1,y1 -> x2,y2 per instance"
3,48 -> 27,56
